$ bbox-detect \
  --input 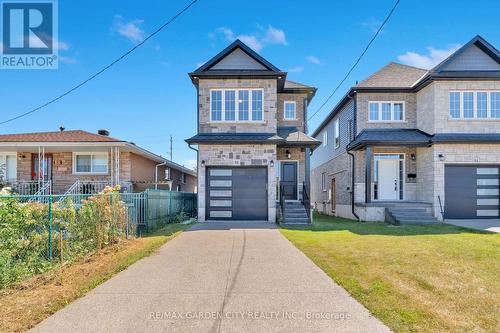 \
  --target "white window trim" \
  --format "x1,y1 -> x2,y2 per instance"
283,101 -> 297,120
72,152 -> 109,175
334,119 -> 340,149
323,131 -> 328,147
449,91 -> 500,120
321,172 -> 326,192
368,101 -> 406,122
209,88 -> 265,123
